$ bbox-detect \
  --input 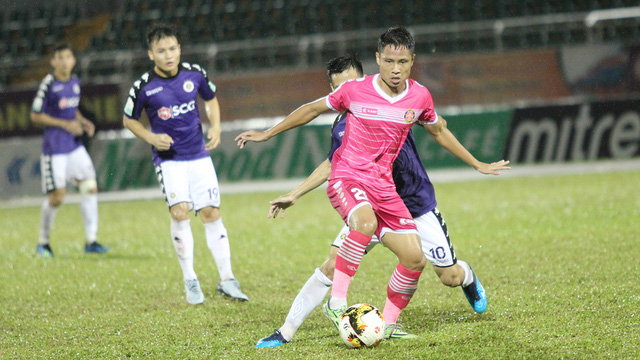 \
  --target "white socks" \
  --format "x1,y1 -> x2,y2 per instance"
280,268 -> 333,341
170,219 -> 197,280
205,218 -> 234,282
39,200 -> 59,245
328,293 -> 348,310
80,193 -> 99,243
458,260 -> 474,287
